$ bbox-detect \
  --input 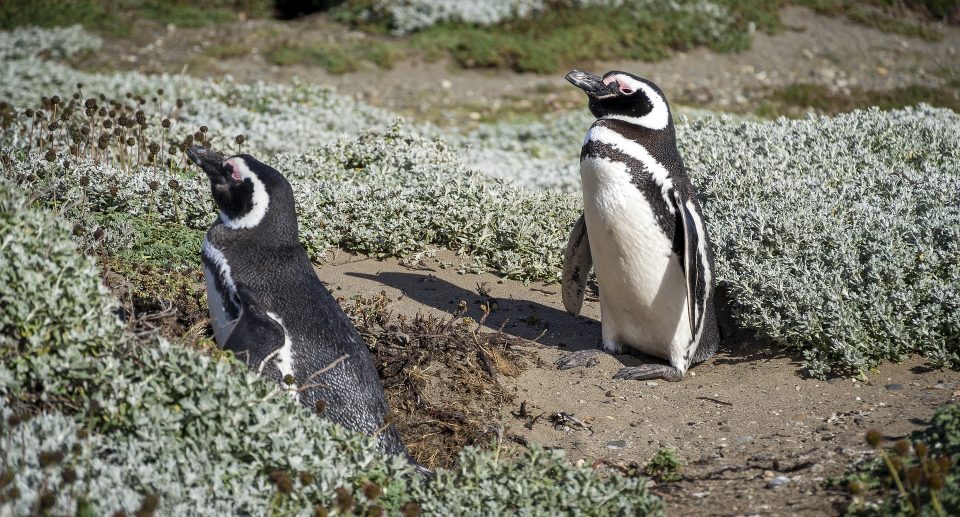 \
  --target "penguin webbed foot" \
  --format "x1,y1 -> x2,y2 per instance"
613,364 -> 684,382
555,349 -> 601,370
